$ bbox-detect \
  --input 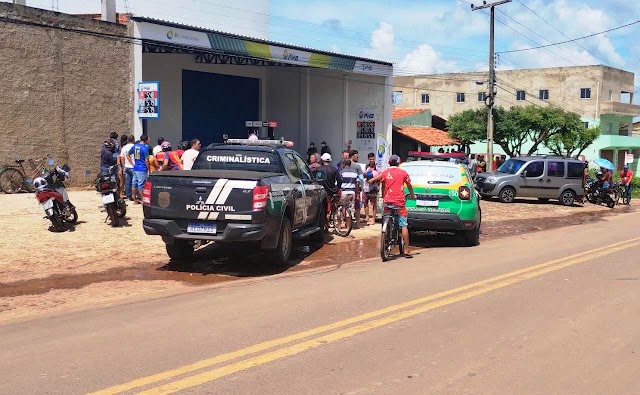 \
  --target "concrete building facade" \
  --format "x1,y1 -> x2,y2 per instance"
131,17 -> 393,165
393,65 -> 640,171
0,2 -> 393,189
0,3 -> 133,185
